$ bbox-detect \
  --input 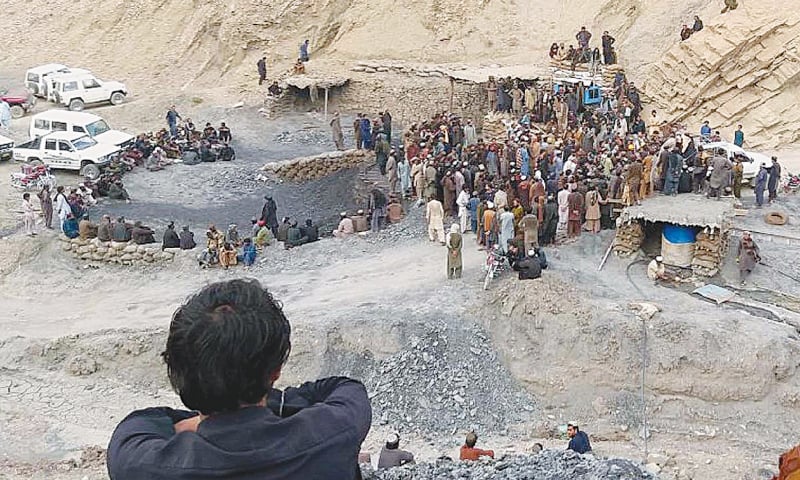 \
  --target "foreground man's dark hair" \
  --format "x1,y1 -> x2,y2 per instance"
163,278 -> 291,414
